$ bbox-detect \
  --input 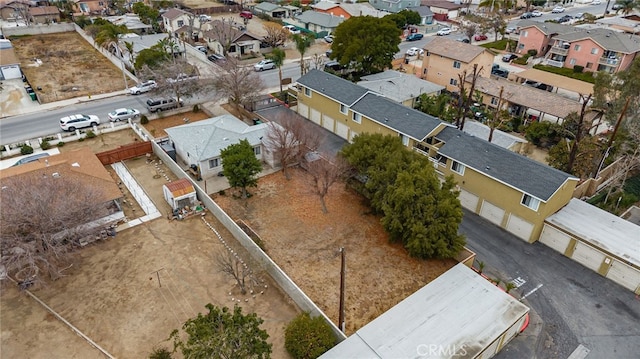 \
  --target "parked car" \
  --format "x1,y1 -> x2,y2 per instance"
406,33 -> 424,41
558,15 -> 573,23
456,37 -> 470,43
491,65 -> 509,78
146,98 -> 183,113
612,4 -> 624,10
129,80 -> 157,95
552,6 -> 565,13
326,49 -> 333,58
324,35 -> 333,43
575,12 -> 584,19
198,14 -> 211,22
591,0 -> 601,4
194,45 -> 207,53
436,27 -> 451,36
324,60 -> 343,72
12,153 -> 50,167
406,47 -> 424,56
208,53 -> 226,62
283,25 -> 301,34
167,73 -> 199,83
59,114 -> 100,131
240,10 -> 253,19
502,53 -> 518,62
505,27 -> 517,34
108,108 -> 140,122
532,10 -> 543,17
254,59 -> 276,71
520,12 -> 533,19
474,34 -> 488,41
